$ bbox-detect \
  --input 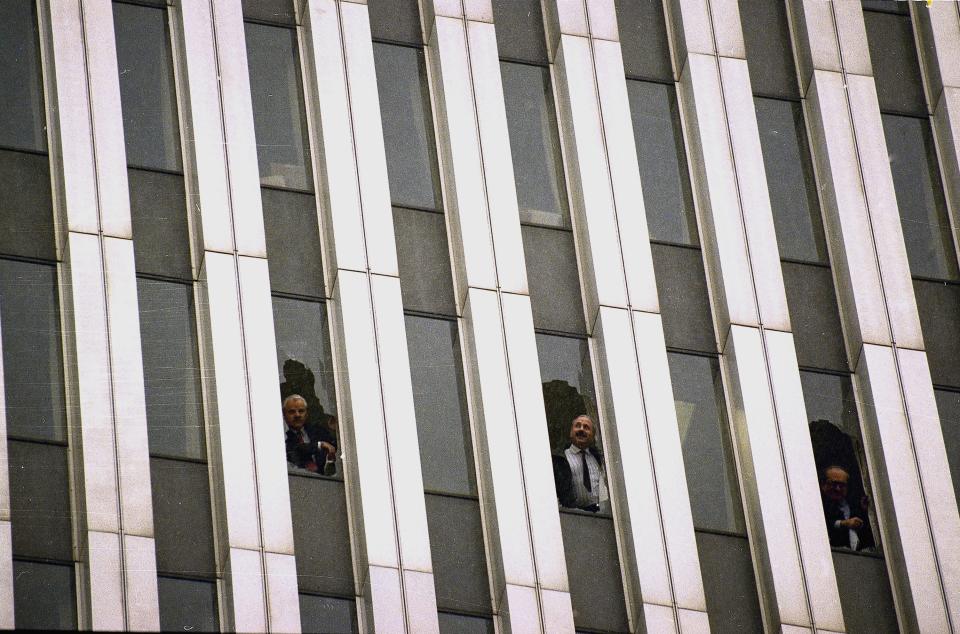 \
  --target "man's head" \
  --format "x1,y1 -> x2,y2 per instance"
569,415 -> 596,450
283,395 -> 308,431
821,465 -> 850,504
